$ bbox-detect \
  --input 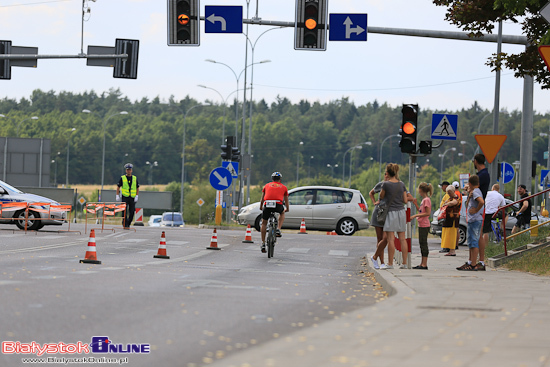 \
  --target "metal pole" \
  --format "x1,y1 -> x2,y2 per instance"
39,138 -> 43,187
489,21 -> 503,187
519,72 -> 534,192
